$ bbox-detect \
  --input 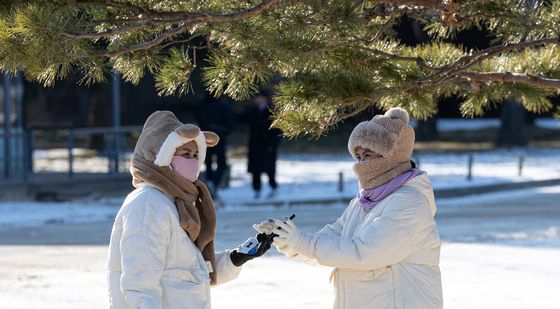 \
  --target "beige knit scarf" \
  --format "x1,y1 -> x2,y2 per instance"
353,157 -> 412,189
131,156 -> 218,285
